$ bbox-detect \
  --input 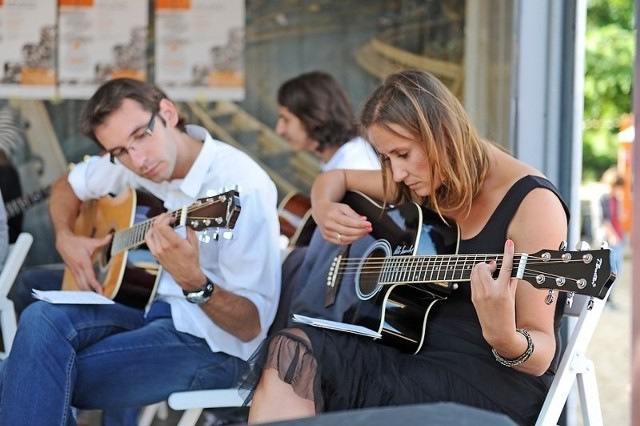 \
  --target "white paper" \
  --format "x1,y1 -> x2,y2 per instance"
292,314 -> 382,339
32,289 -> 115,305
